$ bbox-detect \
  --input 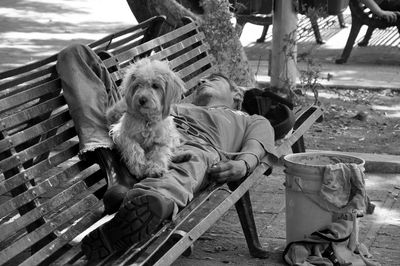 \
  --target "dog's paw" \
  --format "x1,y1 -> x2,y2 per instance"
144,166 -> 166,179
106,100 -> 127,125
